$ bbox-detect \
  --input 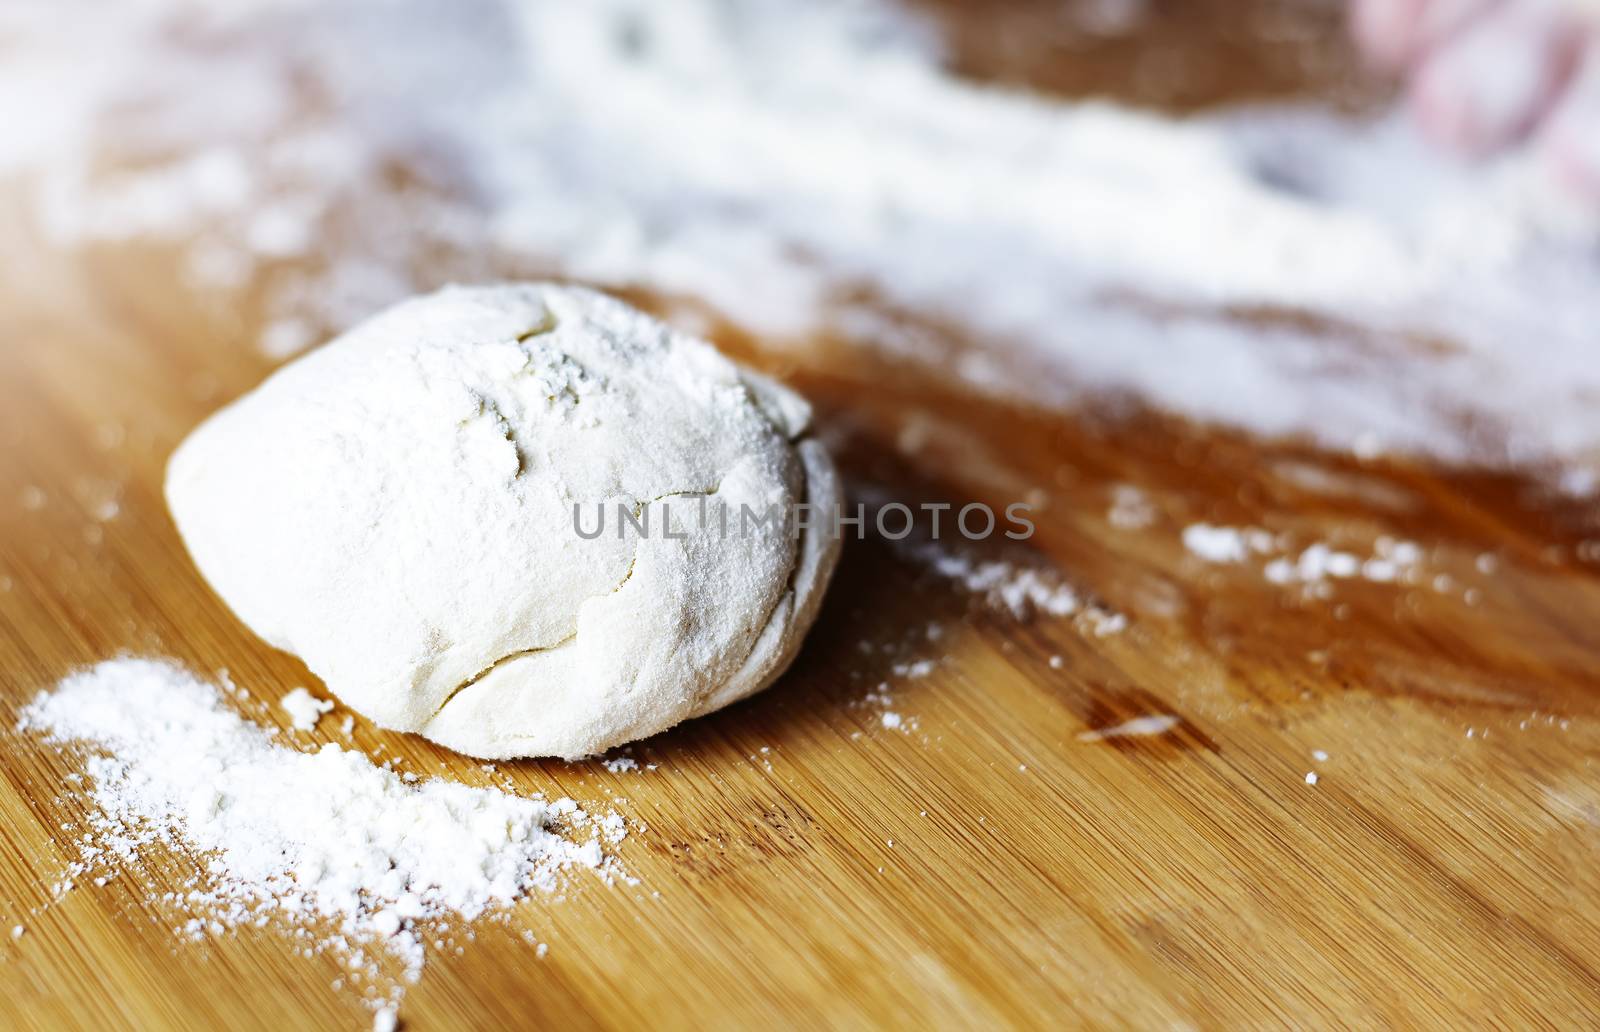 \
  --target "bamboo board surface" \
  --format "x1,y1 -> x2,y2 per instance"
3,5 -> 1600,1029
